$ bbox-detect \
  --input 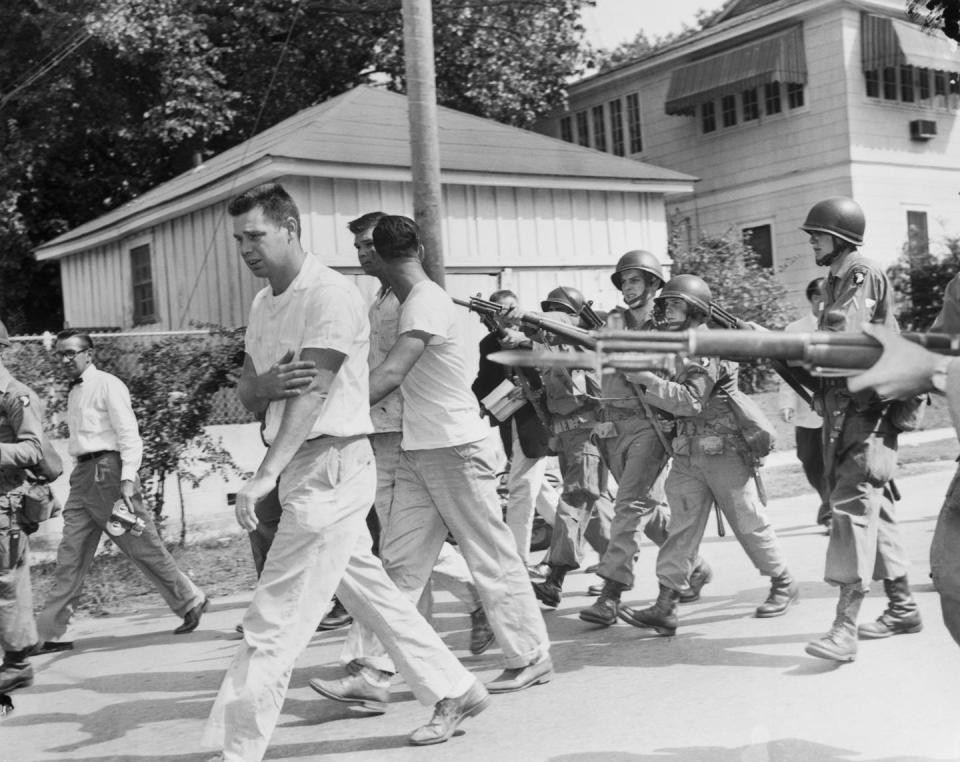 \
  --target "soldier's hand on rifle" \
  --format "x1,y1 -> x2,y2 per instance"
257,349 -> 319,401
498,327 -> 528,349
848,323 -> 941,399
